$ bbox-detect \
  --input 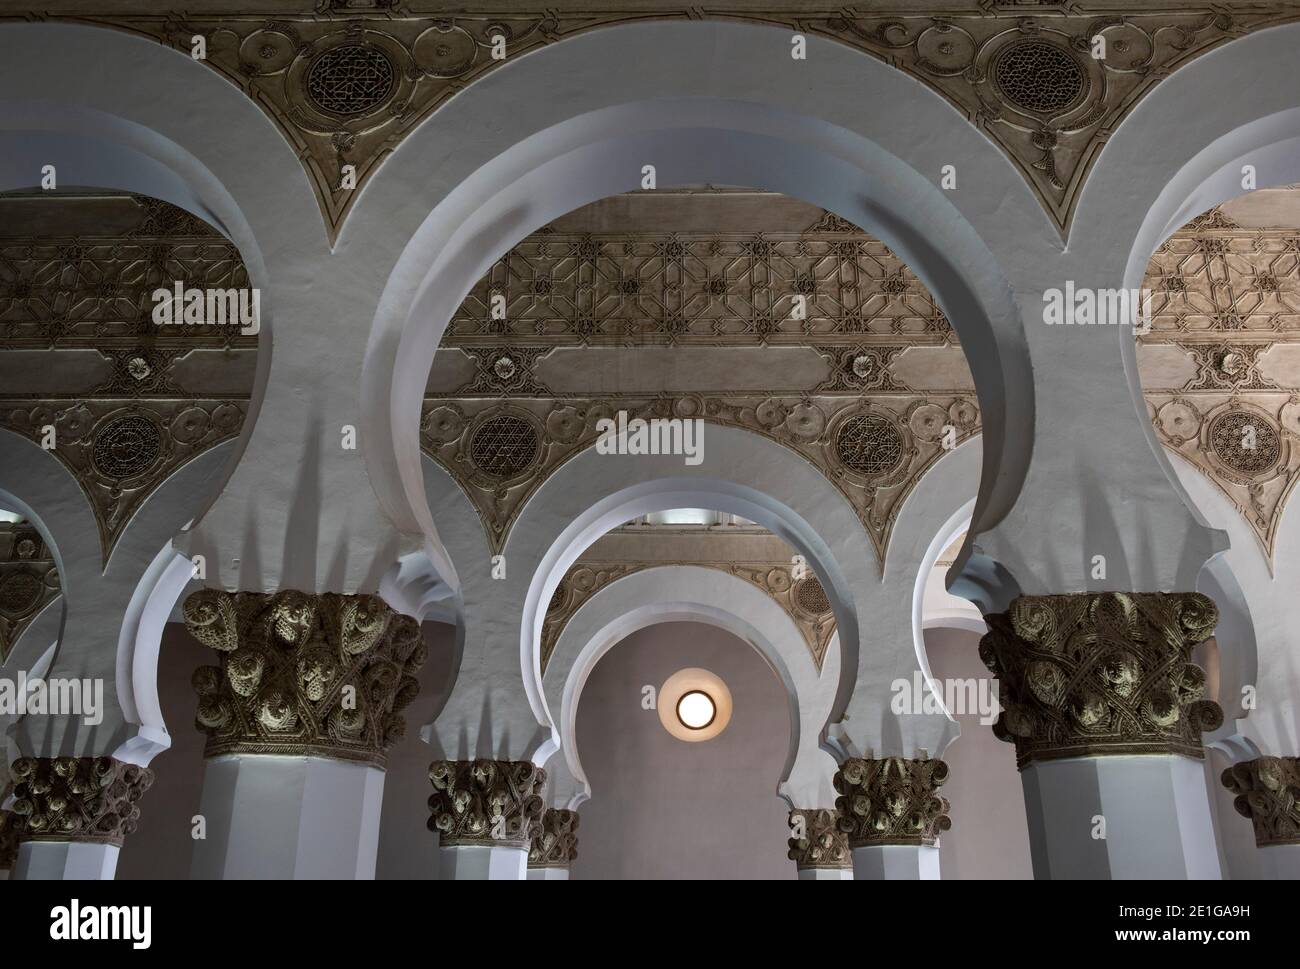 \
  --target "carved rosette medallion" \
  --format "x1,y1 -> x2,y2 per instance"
979,593 -> 1223,767
1222,756 -> 1300,847
787,808 -> 852,870
833,757 -> 951,848
427,759 -> 547,849
0,809 -> 18,867
8,757 -> 153,847
528,807 -> 580,868
182,590 -> 425,767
